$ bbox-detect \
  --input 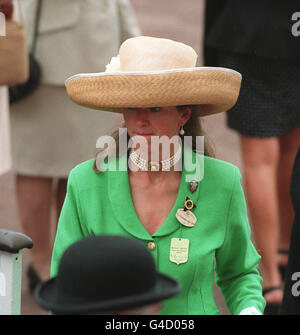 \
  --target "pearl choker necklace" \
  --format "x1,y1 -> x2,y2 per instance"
129,146 -> 182,171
